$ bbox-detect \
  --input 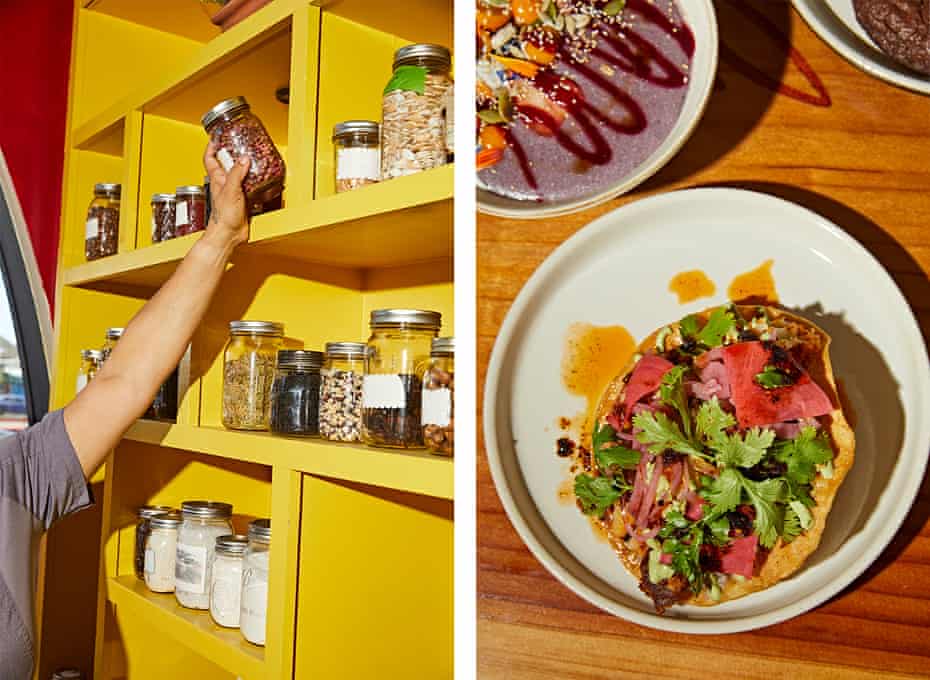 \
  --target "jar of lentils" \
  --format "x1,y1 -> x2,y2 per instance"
362,309 -> 441,449
381,44 -> 452,179
223,321 -> 284,430
201,96 -> 286,205
319,342 -> 366,443
175,501 -> 234,610
175,185 -> 207,236
85,183 -> 120,261
333,120 -> 380,193
134,505 -> 174,580
269,349 -> 323,437
421,337 -> 454,456
151,193 -> 176,243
